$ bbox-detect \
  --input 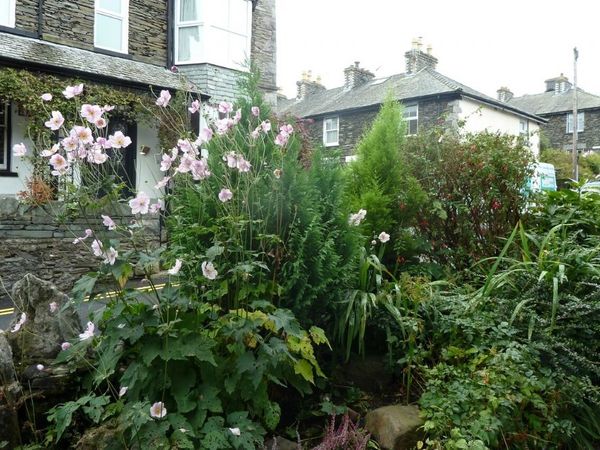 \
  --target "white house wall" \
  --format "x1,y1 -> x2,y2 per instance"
0,105 -> 32,196
135,121 -> 163,199
457,98 -> 540,157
